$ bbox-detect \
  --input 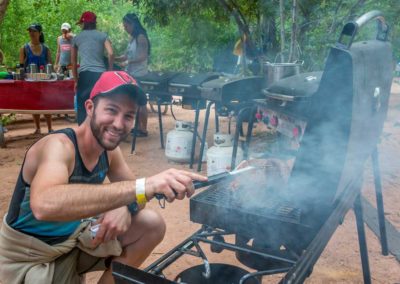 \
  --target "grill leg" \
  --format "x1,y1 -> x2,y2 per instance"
130,109 -> 140,154
157,99 -> 165,149
215,103 -> 219,133
231,106 -> 250,170
371,147 -> 389,255
190,100 -> 201,169
244,106 -> 257,160
197,101 -> 214,172
354,194 -> 372,284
